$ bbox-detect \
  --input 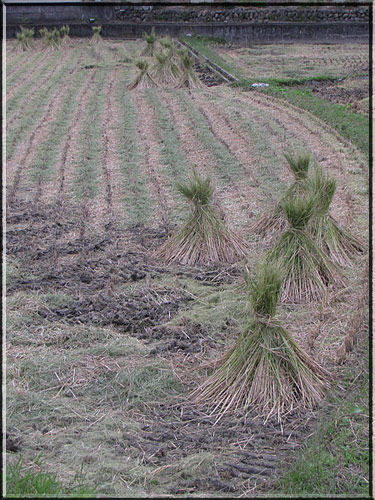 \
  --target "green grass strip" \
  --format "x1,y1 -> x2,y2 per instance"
261,86 -> 369,157
273,365 -> 369,496
6,456 -> 97,498
72,69 -> 108,200
144,89 -> 189,222
114,75 -> 153,226
181,36 -> 245,80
